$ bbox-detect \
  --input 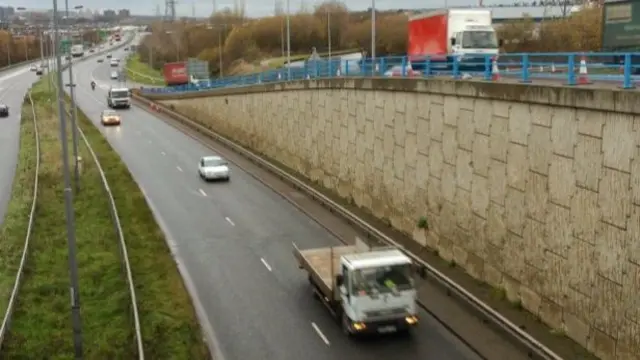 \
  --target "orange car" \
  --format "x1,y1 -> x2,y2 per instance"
100,110 -> 121,126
